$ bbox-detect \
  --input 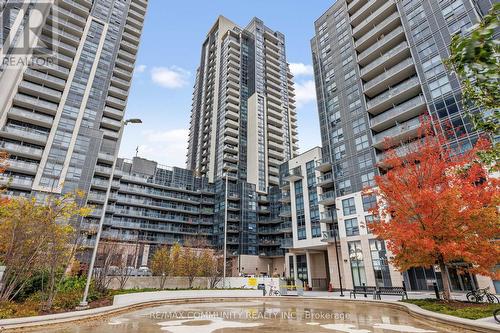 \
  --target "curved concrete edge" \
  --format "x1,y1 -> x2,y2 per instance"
0,290 -> 263,331
0,292 -> 498,332
303,296 -> 500,333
